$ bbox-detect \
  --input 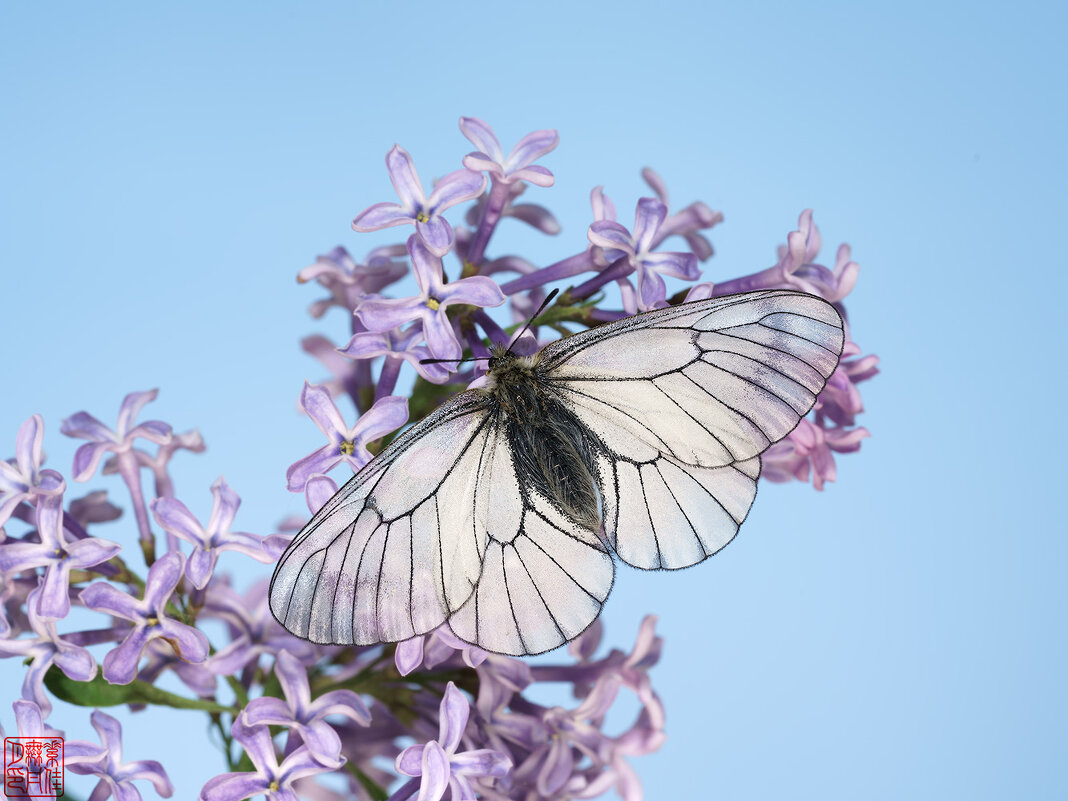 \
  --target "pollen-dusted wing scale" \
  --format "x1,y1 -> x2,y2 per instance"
270,289 -> 845,655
